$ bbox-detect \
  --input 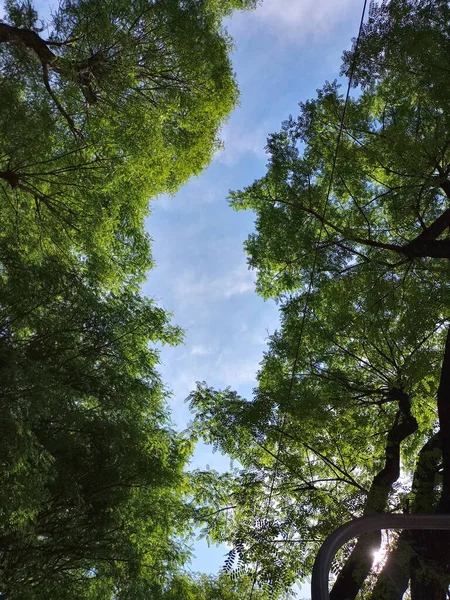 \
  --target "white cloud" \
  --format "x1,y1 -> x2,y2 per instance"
191,344 -> 211,356
215,356 -> 260,386
232,0 -> 361,41
155,183 -> 221,213
217,121 -> 269,166
223,272 -> 255,298
174,262 -> 255,306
